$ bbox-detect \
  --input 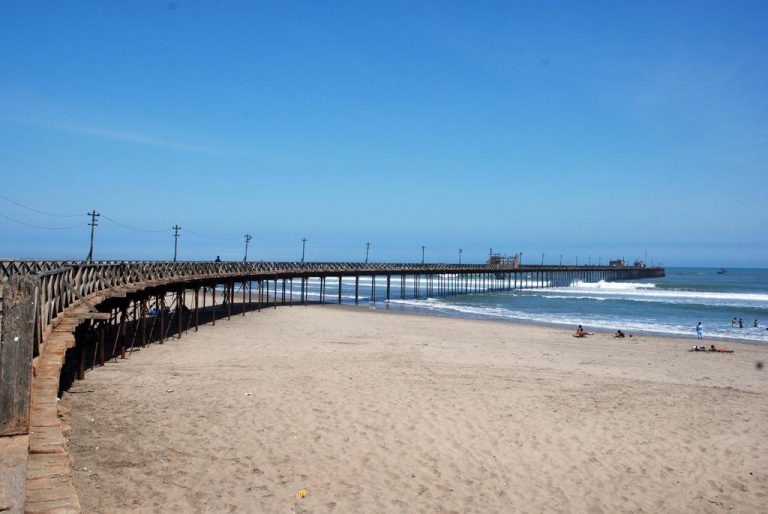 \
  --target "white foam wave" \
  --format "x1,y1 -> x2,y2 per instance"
570,280 -> 656,290
543,280 -> 768,305
386,298 -> 768,343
